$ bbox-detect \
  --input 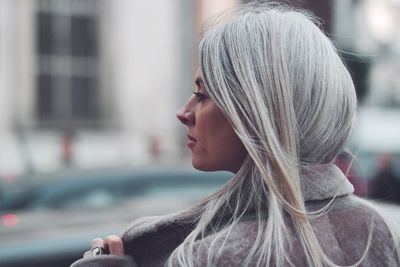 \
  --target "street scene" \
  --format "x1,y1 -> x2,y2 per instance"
0,0 -> 400,266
